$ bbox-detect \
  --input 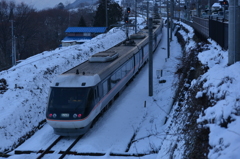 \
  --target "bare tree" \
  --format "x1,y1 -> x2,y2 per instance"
0,0 -> 95,69
0,0 -> 15,68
